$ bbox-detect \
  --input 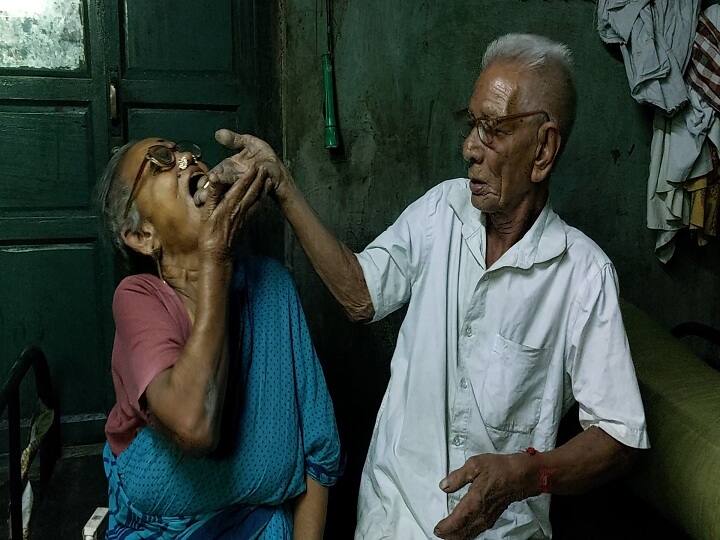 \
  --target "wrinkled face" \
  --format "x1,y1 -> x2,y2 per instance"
462,62 -> 543,214
117,138 -> 209,255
